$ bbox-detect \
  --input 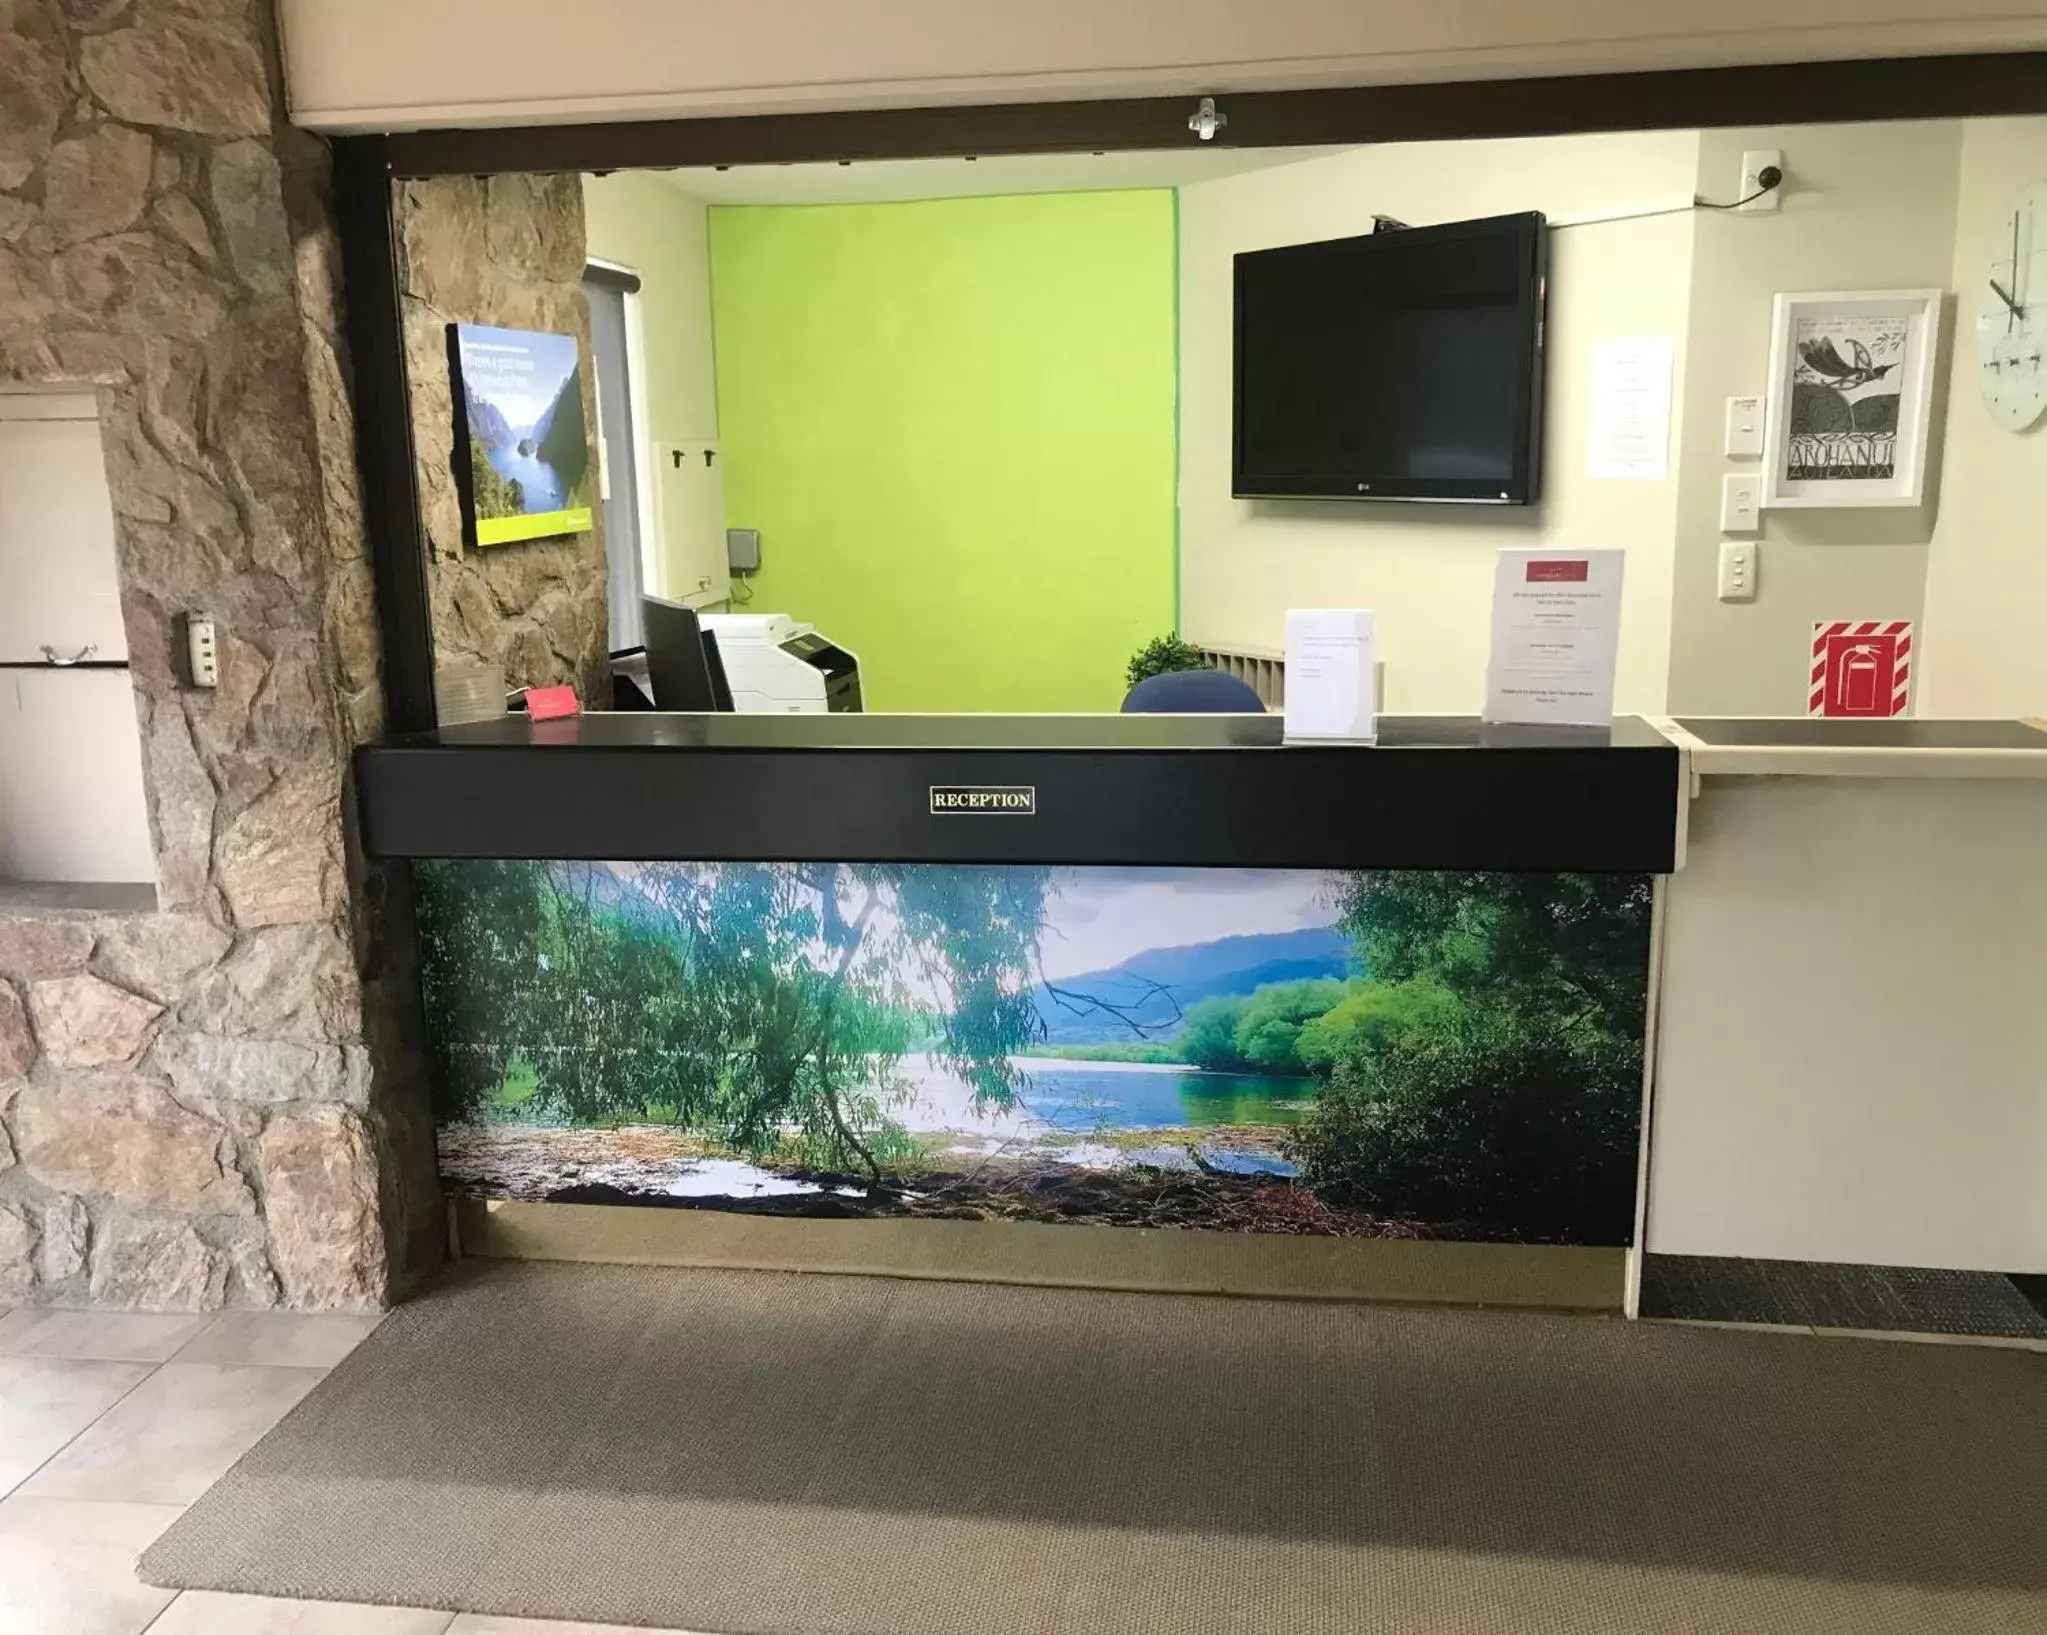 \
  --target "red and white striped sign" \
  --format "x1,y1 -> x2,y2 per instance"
1810,620 -> 1911,717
